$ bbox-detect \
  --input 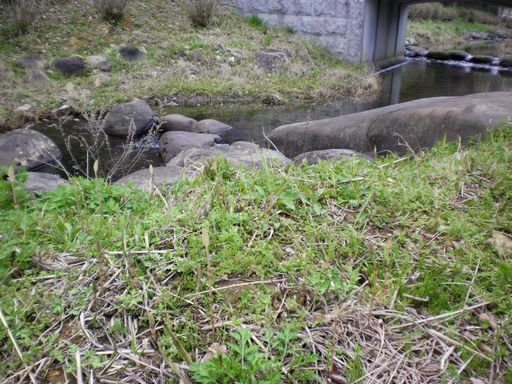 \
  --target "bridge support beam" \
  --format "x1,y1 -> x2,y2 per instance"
363,0 -> 409,67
